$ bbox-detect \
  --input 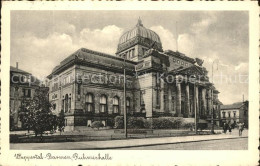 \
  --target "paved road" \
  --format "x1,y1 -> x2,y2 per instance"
117,137 -> 248,150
